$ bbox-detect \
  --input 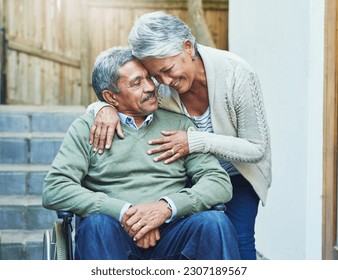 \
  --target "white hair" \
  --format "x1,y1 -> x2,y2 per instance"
128,11 -> 197,59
